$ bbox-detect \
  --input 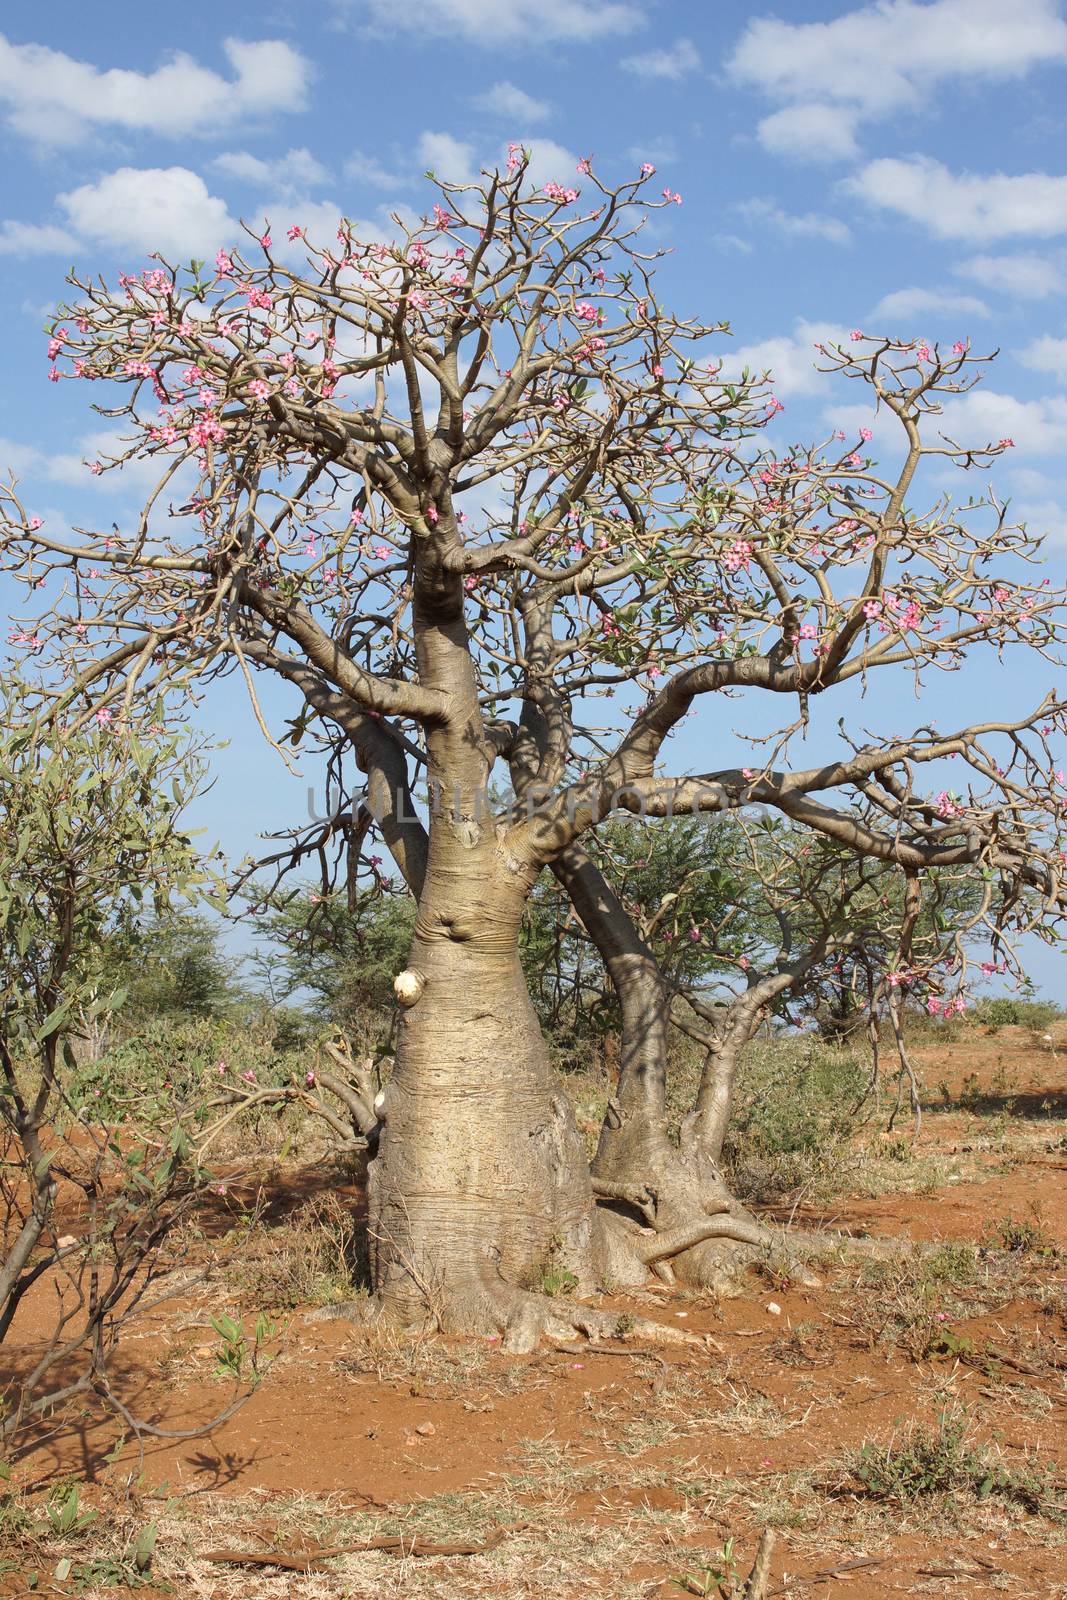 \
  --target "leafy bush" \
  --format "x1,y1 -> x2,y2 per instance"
973,997 -> 1062,1031
70,1014 -> 300,1123
721,1037 -> 868,1201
